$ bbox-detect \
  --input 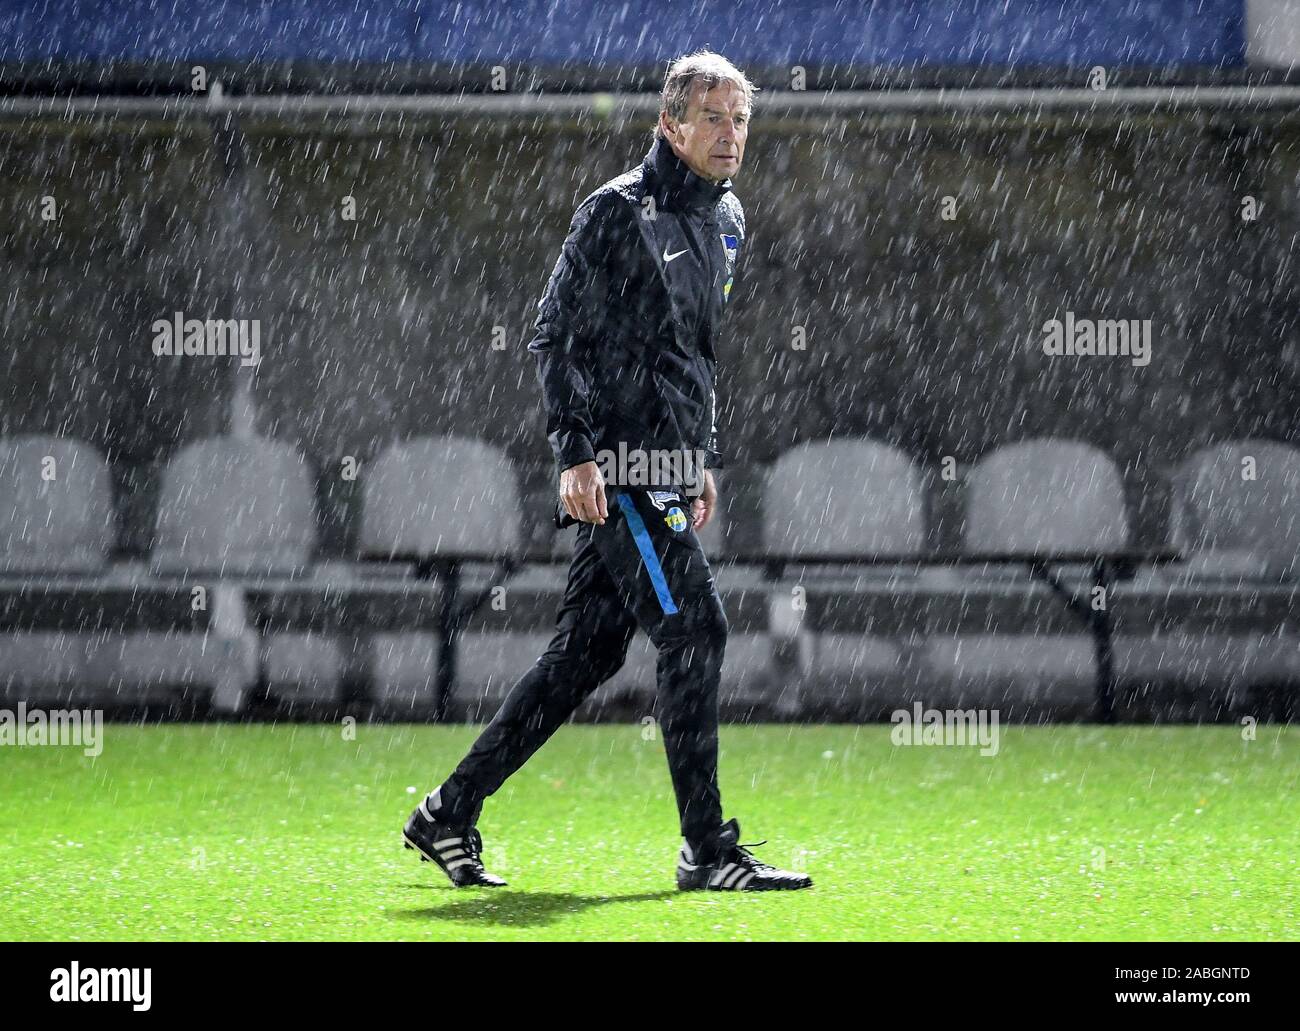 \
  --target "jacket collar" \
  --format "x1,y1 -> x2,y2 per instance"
644,135 -> 732,213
